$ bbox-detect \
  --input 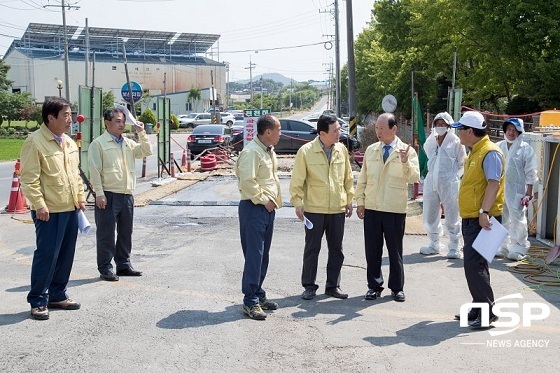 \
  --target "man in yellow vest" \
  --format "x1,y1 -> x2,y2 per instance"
450,111 -> 505,329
